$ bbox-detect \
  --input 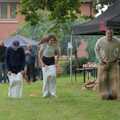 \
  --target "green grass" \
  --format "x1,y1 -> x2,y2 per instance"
0,75 -> 120,120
